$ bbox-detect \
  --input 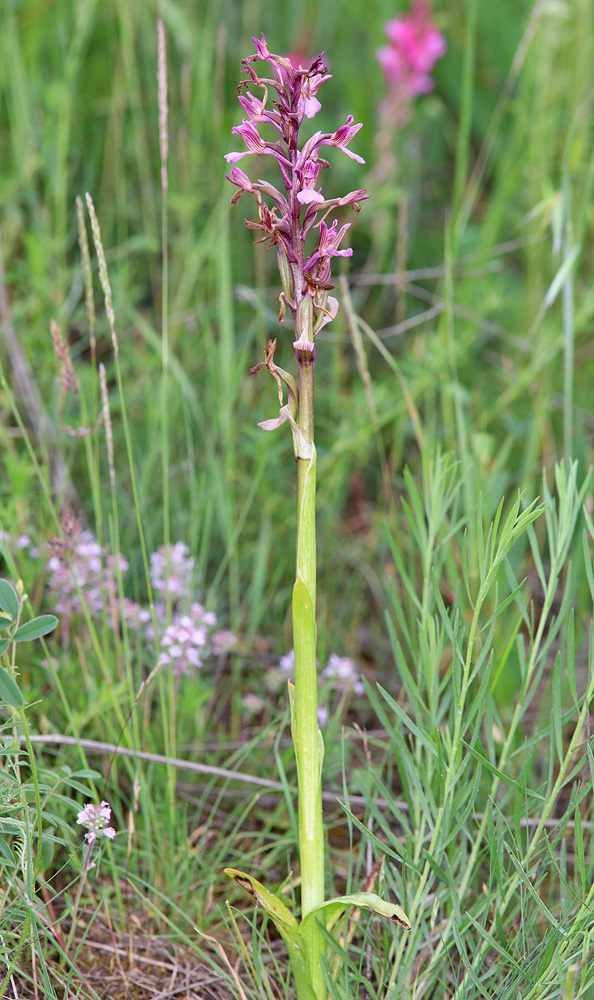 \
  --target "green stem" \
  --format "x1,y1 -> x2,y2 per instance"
292,352 -> 325,1000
